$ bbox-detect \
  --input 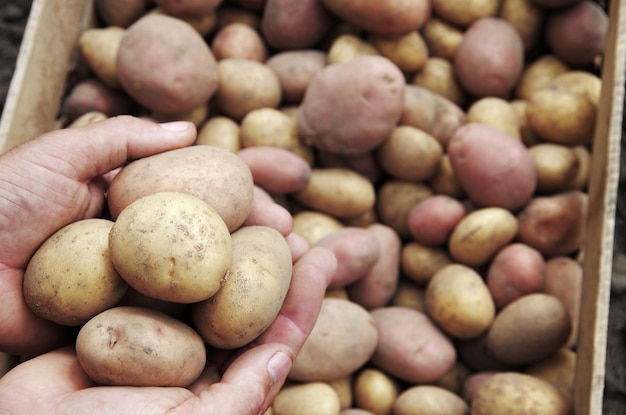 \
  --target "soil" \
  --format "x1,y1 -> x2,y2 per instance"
0,1 -> 624,413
